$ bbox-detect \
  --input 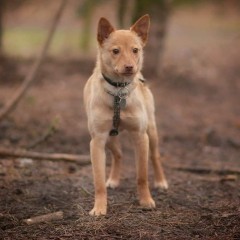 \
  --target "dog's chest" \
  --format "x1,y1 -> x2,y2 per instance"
120,116 -> 146,132
119,91 -> 148,128
109,94 -> 148,132
91,99 -> 147,134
